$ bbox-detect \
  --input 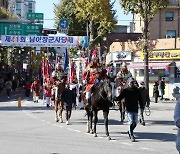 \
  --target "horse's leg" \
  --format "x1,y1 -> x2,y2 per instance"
122,101 -> 126,122
89,110 -> 93,134
86,108 -> 90,133
93,110 -> 98,137
54,99 -> 59,122
59,100 -> 64,123
103,110 -> 111,140
119,101 -> 123,122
